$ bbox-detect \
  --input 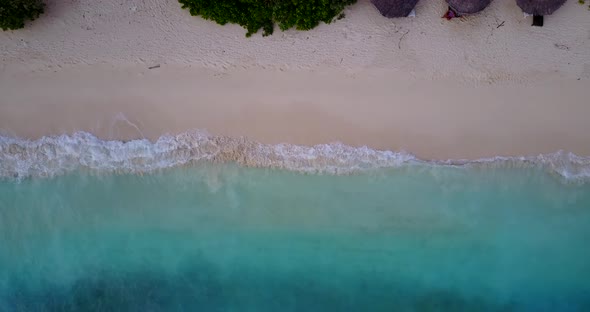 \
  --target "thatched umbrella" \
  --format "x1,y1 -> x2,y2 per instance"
444,0 -> 492,19
371,0 -> 421,18
516,0 -> 567,26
